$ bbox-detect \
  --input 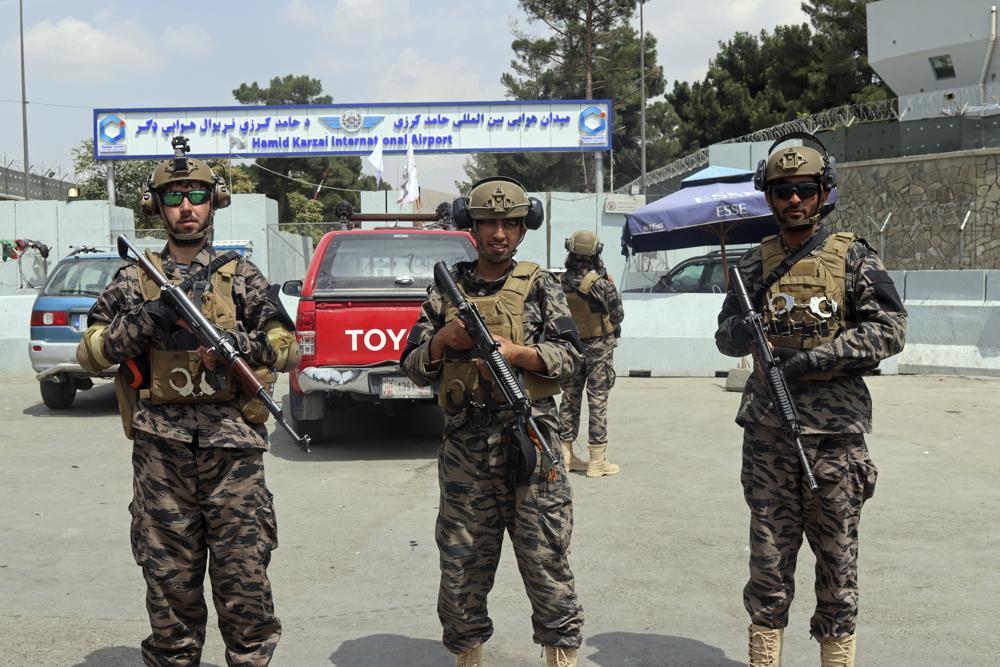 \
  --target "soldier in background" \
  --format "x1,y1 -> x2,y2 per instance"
557,230 -> 625,478
715,132 -> 906,667
401,177 -> 585,667
76,139 -> 299,666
